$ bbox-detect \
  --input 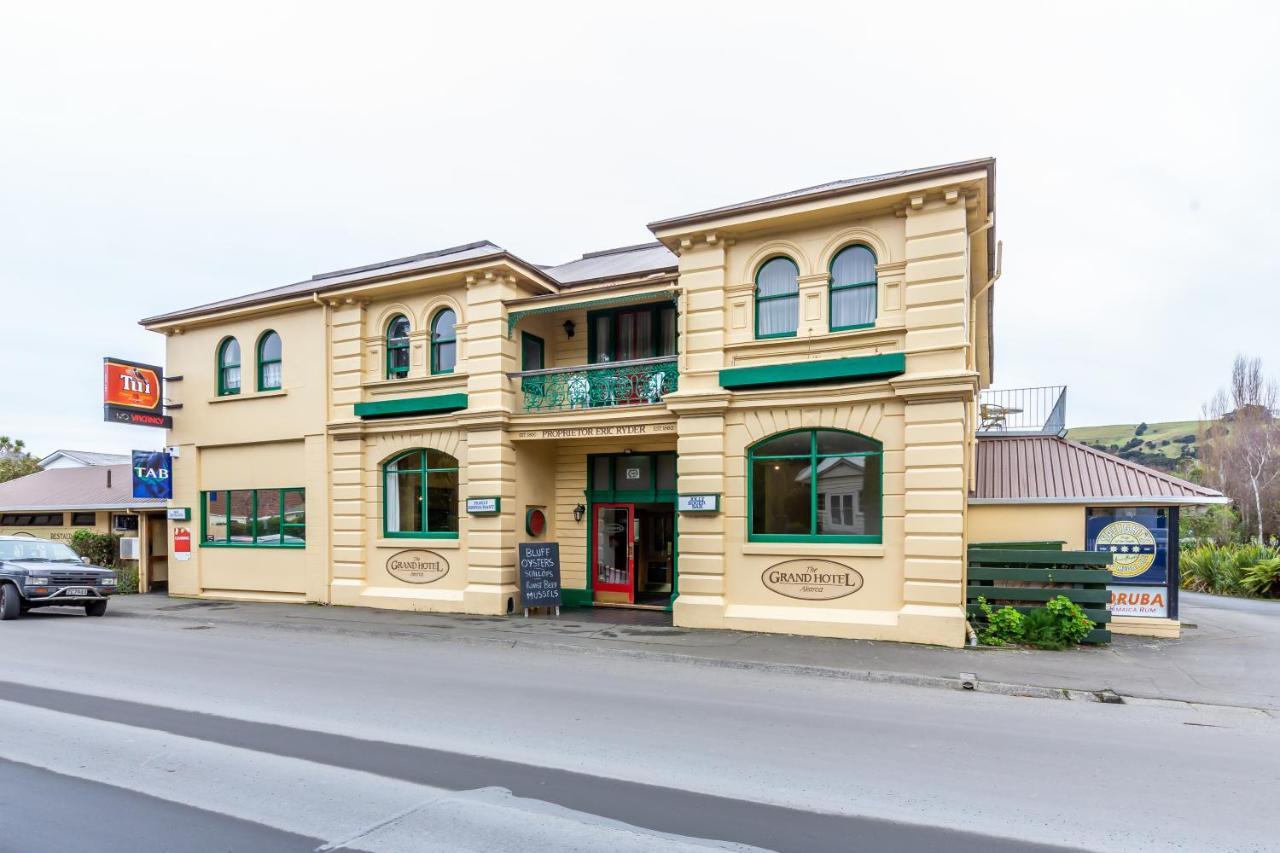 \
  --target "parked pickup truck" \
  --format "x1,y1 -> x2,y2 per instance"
0,535 -> 117,620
